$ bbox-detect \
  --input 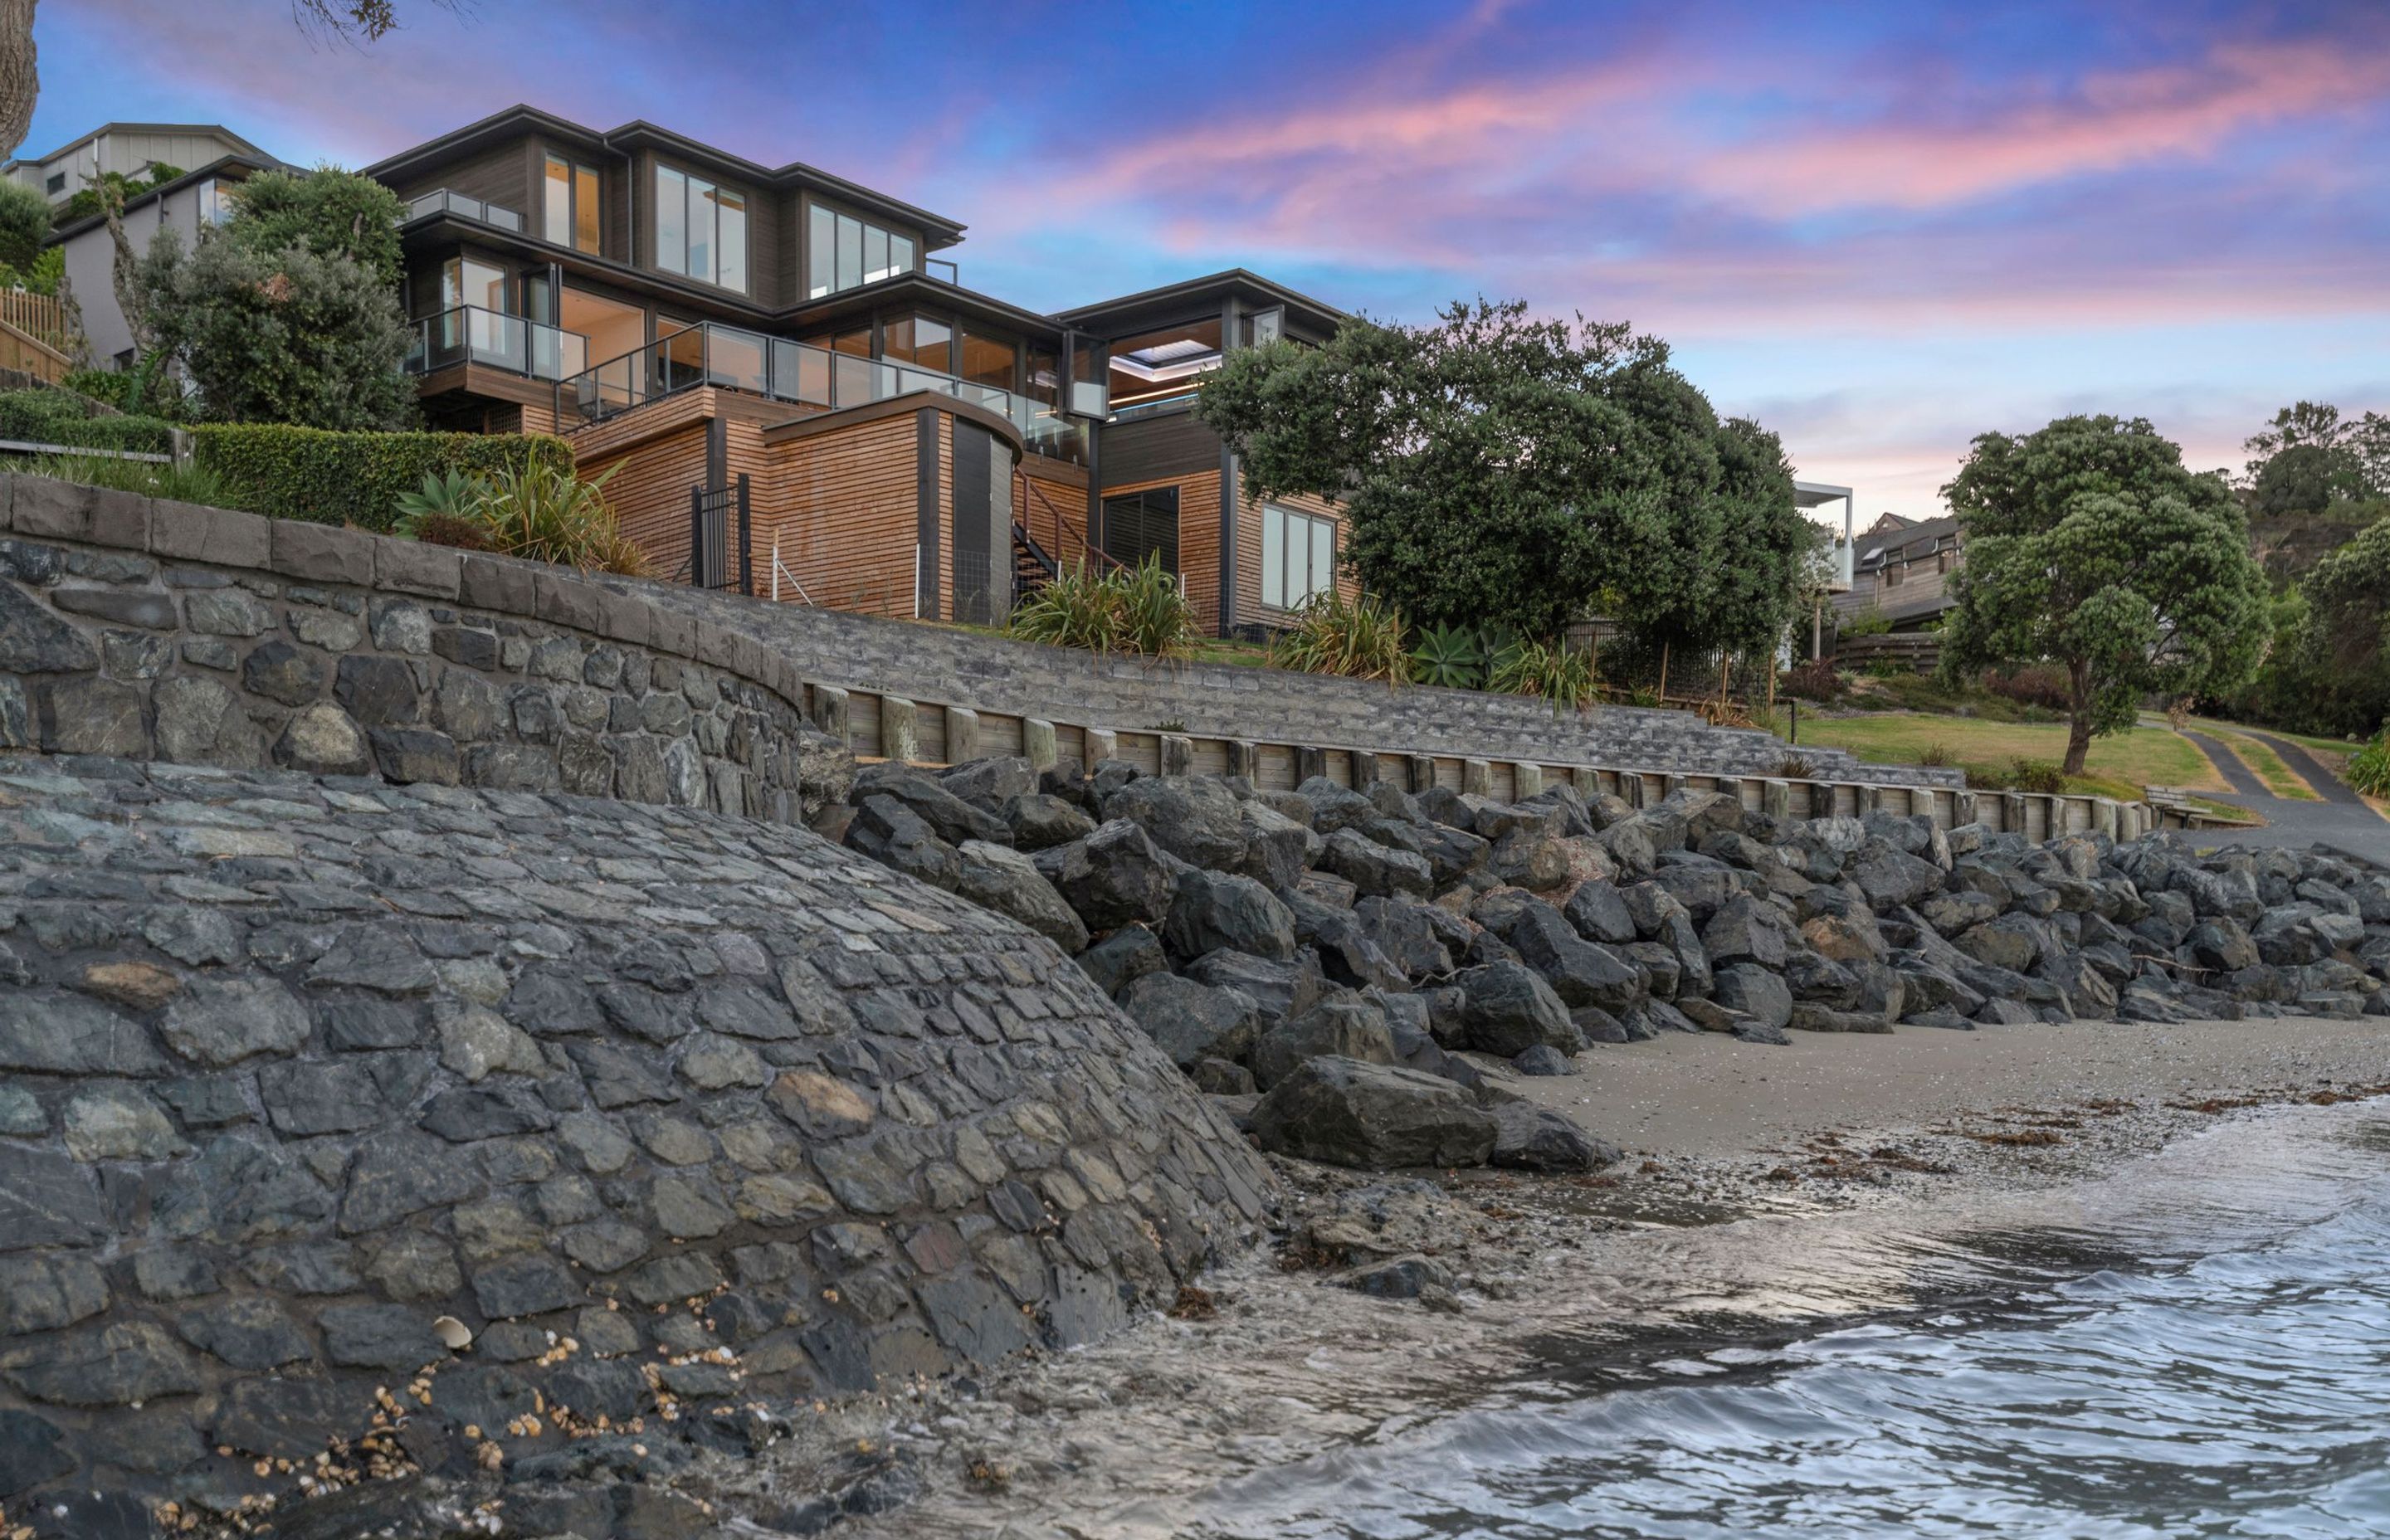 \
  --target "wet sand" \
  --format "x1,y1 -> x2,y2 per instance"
1509,1016 -> 2390,1159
